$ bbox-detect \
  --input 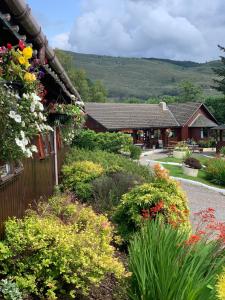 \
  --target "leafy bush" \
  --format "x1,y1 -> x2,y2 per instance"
0,279 -> 22,300
184,157 -> 202,169
92,172 -> 144,214
220,146 -> 225,157
62,161 -> 104,200
205,158 -> 225,186
217,268 -> 225,300
128,220 -> 225,300
113,166 -> 189,241
65,148 -> 153,183
73,129 -> 132,154
198,138 -> 216,148
128,144 -> 142,159
0,195 -> 125,299
174,141 -> 190,152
